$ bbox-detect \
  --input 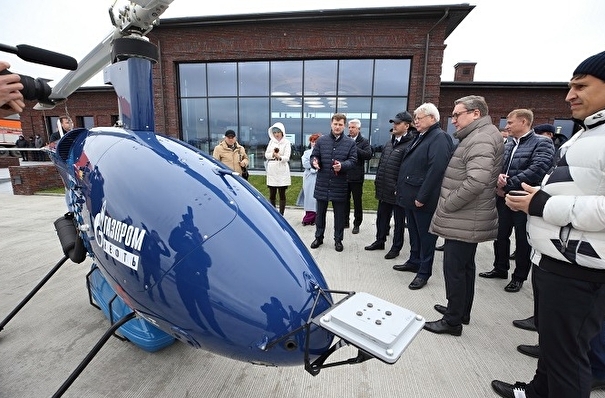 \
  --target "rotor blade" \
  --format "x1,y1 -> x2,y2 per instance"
48,30 -> 117,102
